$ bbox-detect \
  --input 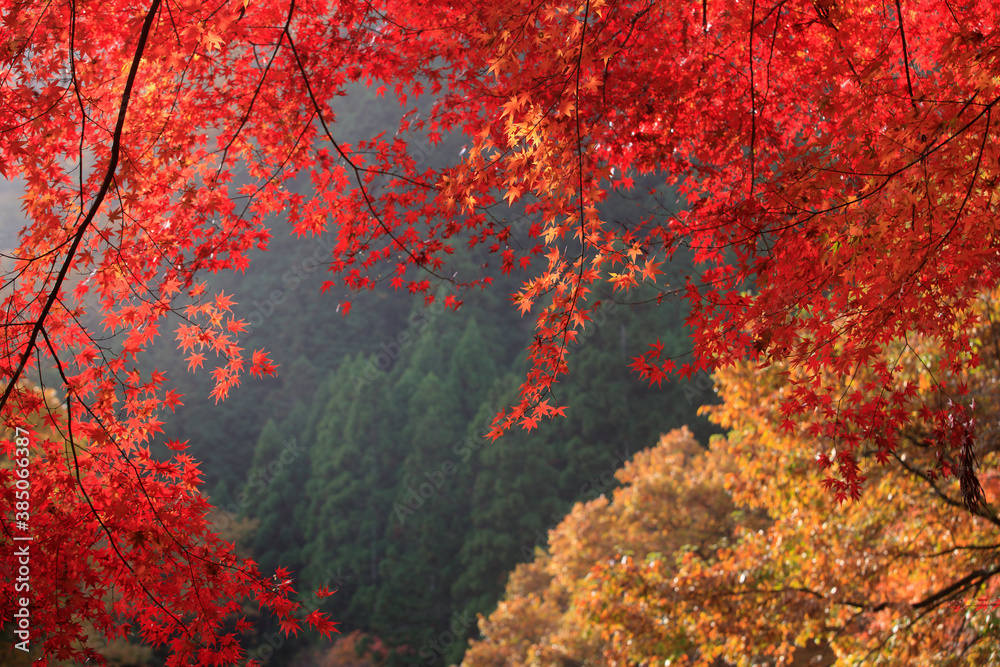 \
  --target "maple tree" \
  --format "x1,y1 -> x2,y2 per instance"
2,0 -> 1000,661
463,305 -> 1000,665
